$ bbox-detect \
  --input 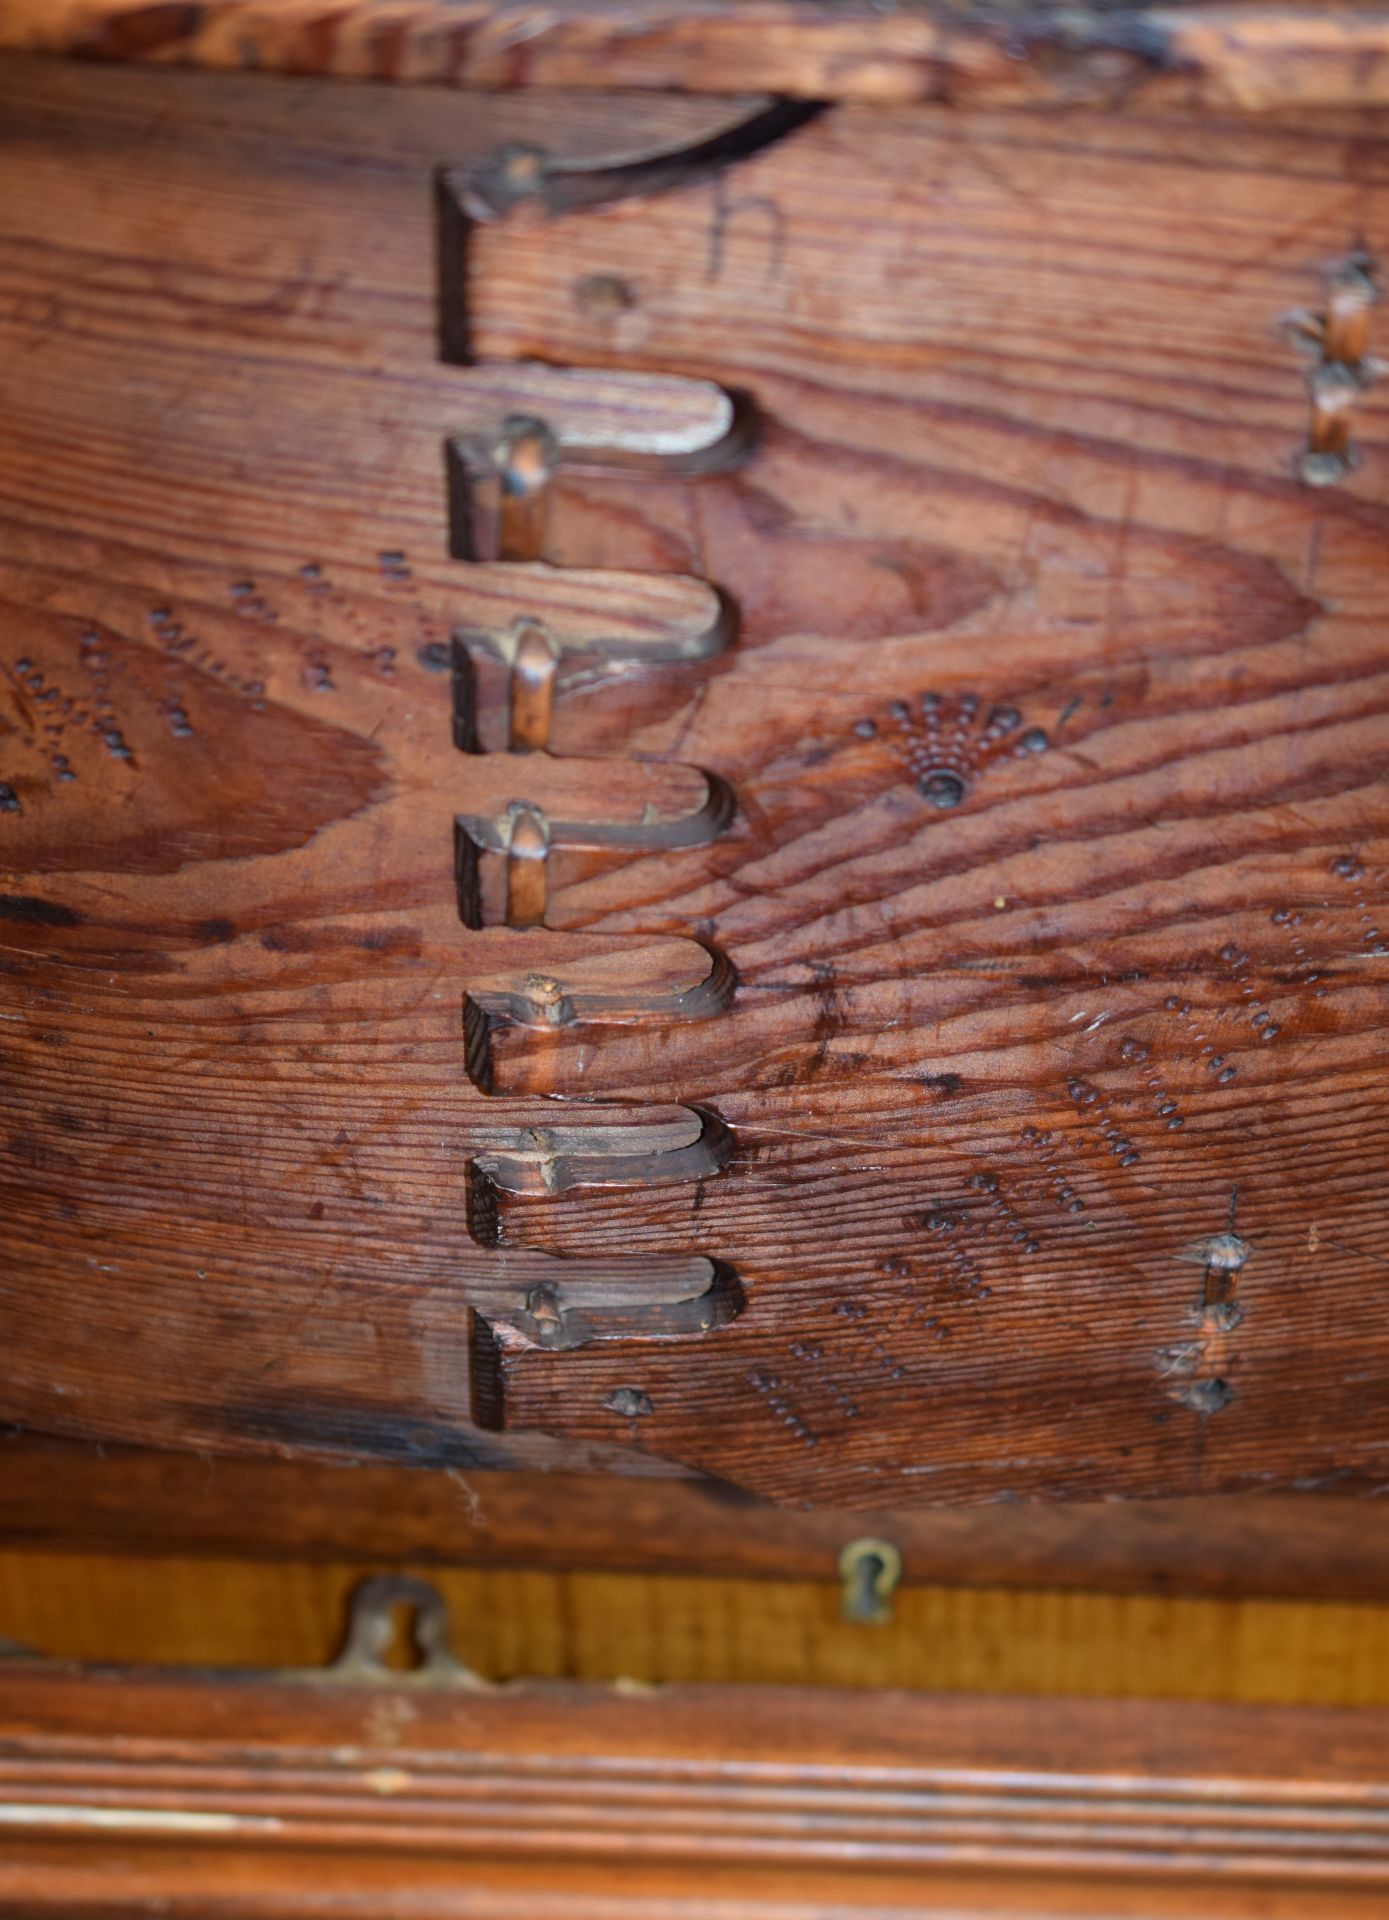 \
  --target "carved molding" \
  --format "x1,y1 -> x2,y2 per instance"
2,1644 -> 1388,1915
